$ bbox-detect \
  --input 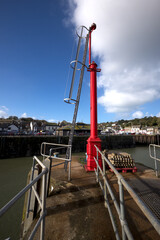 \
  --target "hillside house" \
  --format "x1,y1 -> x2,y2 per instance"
56,122 -> 101,137
124,125 -> 141,134
0,123 -> 18,134
131,125 -> 141,134
44,123 -> 58,134
146,127 -> 160,135
56,125 -> 71,136
124,127 -> 132,134
8,124 -> 19,132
